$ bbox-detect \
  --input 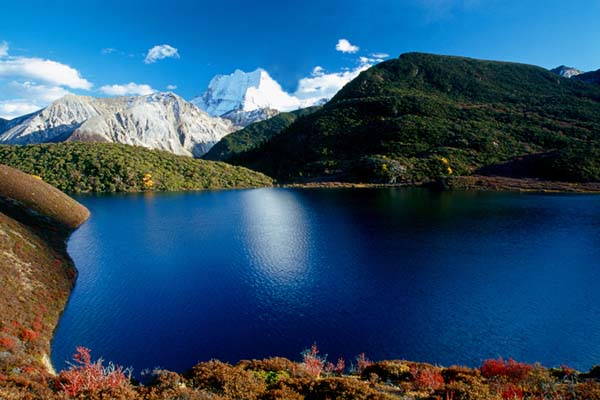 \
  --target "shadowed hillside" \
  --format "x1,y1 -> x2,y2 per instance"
203,107 -> 320,162
233,53 -> 600,185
